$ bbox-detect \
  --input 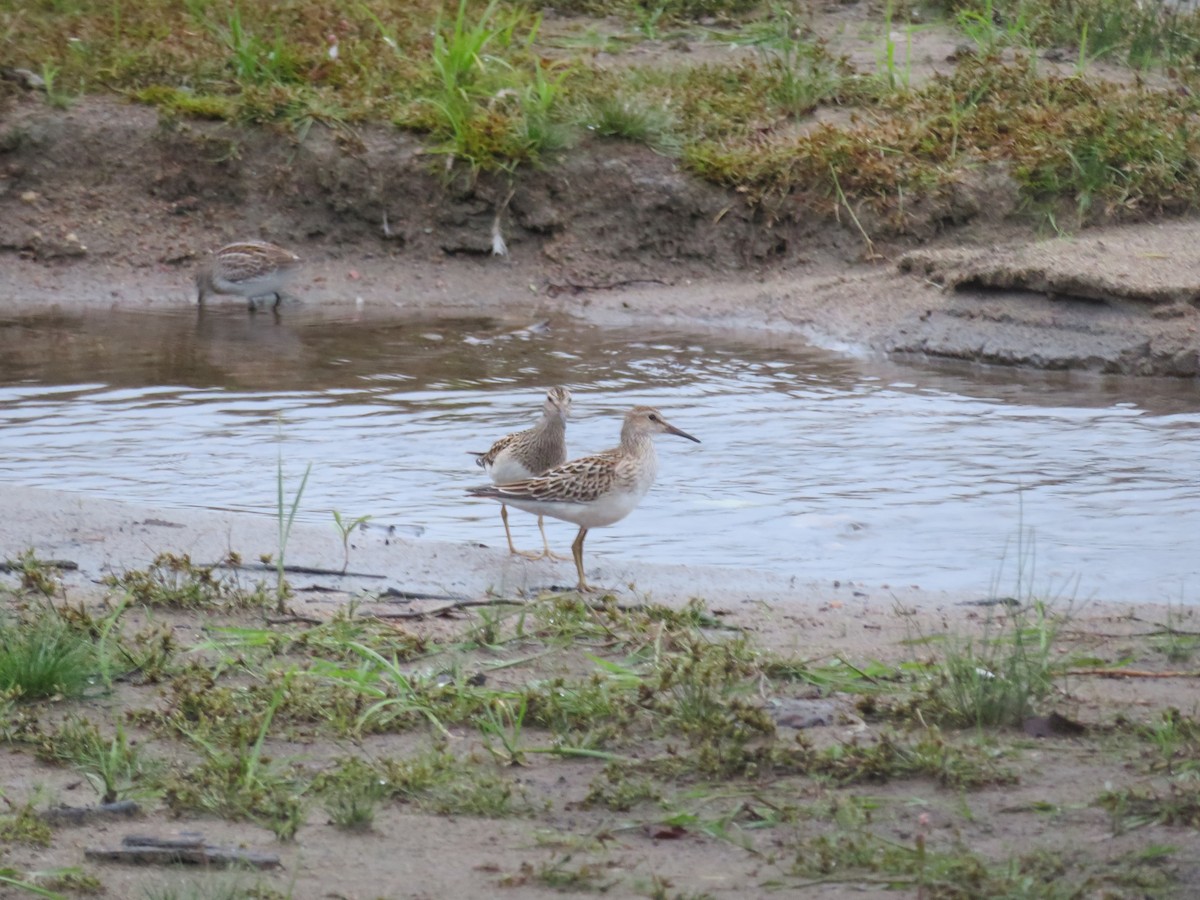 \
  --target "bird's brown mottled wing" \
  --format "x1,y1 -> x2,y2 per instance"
468,451 -> 620,505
